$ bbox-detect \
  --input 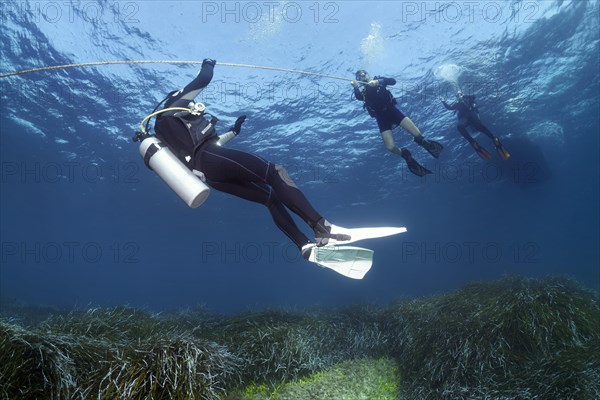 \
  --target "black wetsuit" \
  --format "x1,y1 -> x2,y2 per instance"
353,77 -> 406,132
442,95 -> 495,143
154,60 -> 321,249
